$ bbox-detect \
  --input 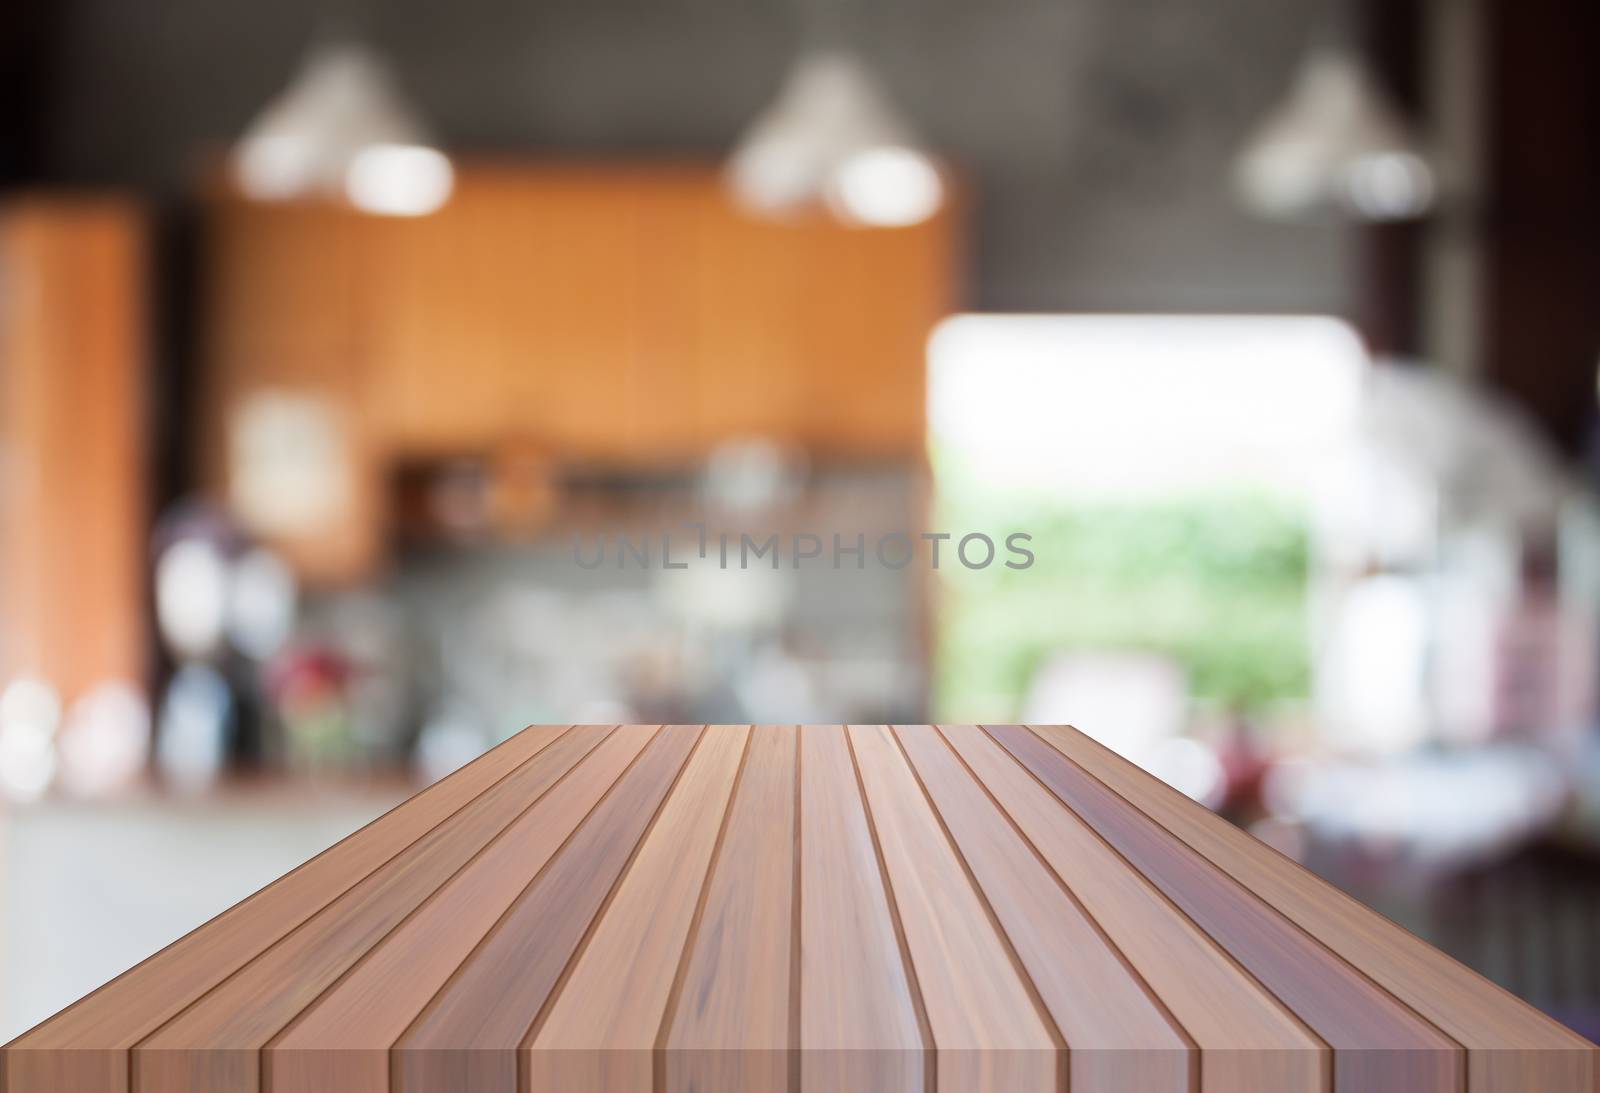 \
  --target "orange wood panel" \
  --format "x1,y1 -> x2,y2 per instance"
619,169 -> 703,460
6,725 -> 1594,1093
686,199 -> 811,446
490,168 -> 648,463
200,163 -> 954,582
360,180 -> 512,454
200,193 -> 382,584
0,197 -> 146,704
793,215 -> 950,457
